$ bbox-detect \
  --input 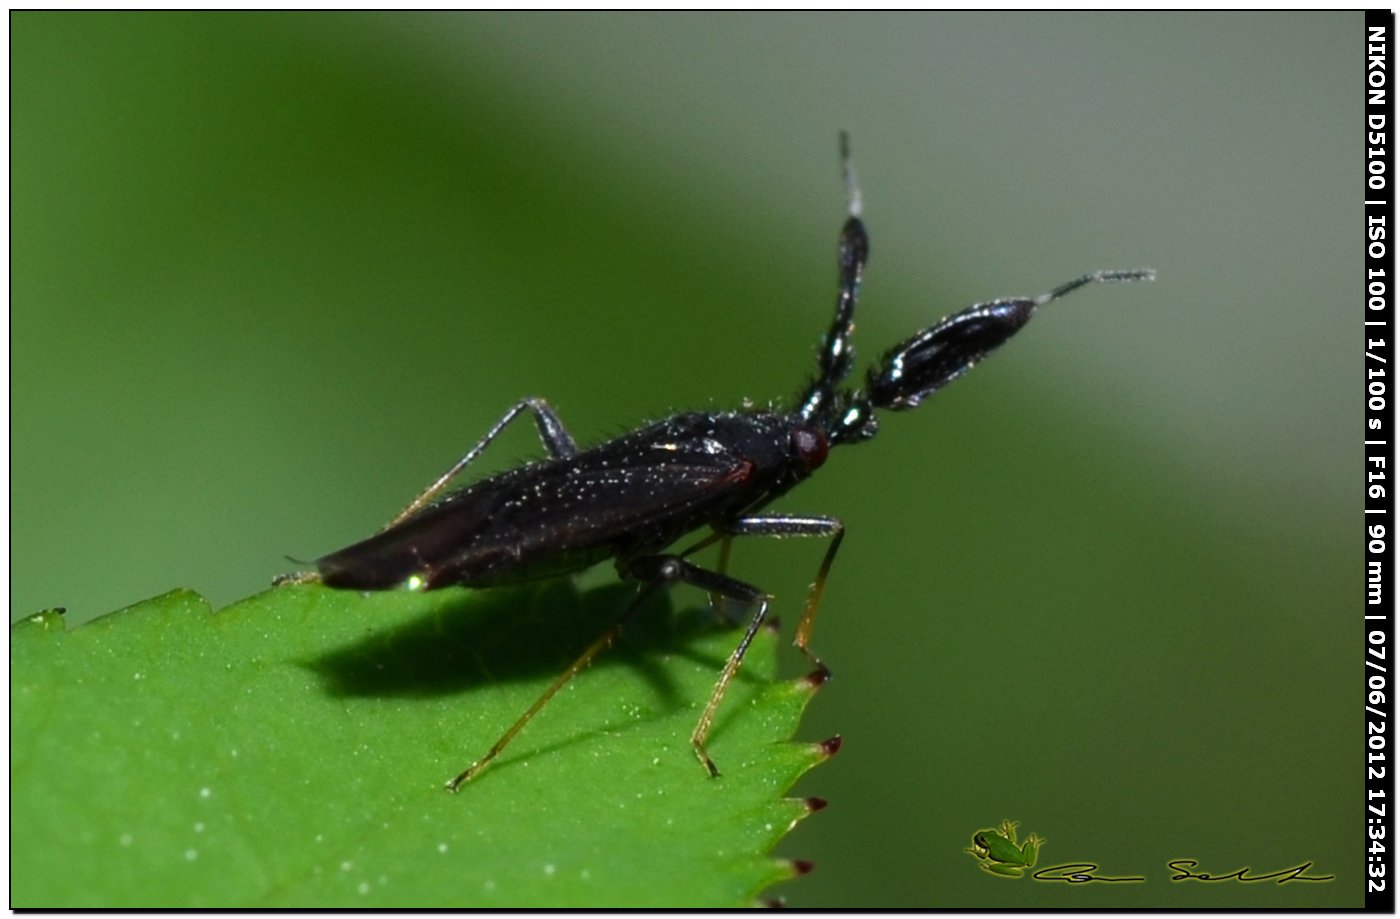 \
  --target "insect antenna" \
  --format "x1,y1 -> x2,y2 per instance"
1037,268 -> 1155,305
863,268 -> 1156,413
796,131 -> 870,427
840,129 -> 862,220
